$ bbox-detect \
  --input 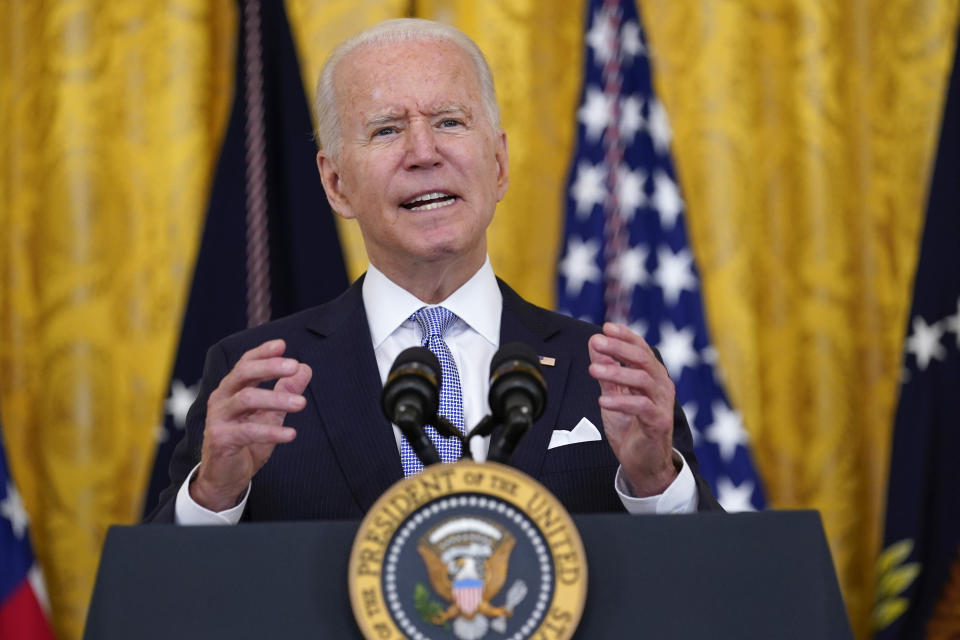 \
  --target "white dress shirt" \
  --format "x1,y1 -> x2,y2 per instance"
175,257 -> 696,524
